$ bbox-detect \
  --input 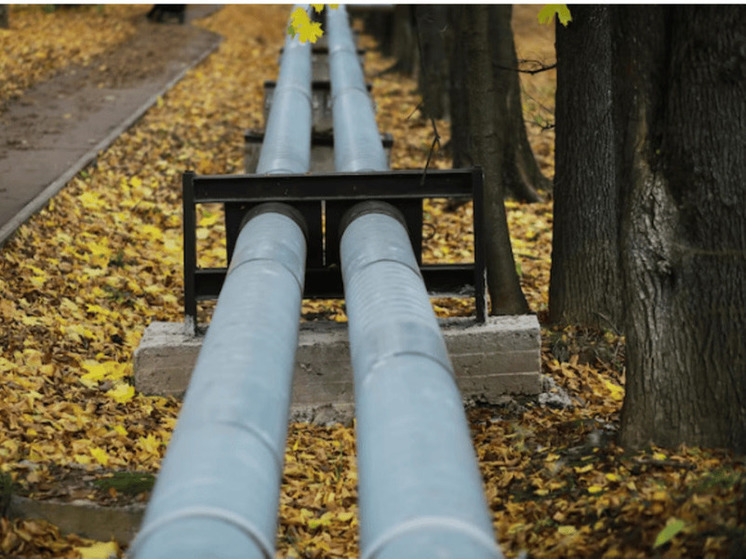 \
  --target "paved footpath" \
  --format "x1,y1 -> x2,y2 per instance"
0,5 -> 222,246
